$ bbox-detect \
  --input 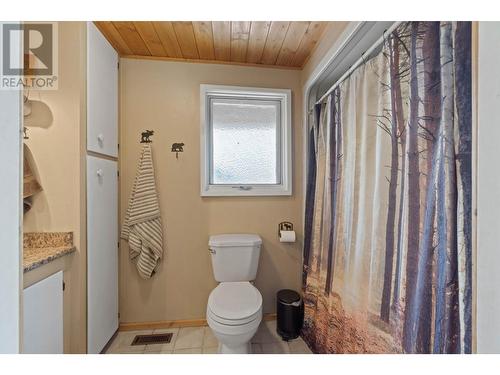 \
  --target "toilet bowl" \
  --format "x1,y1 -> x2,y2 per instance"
206,234 -> 263,354
207,281 -> 262,354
